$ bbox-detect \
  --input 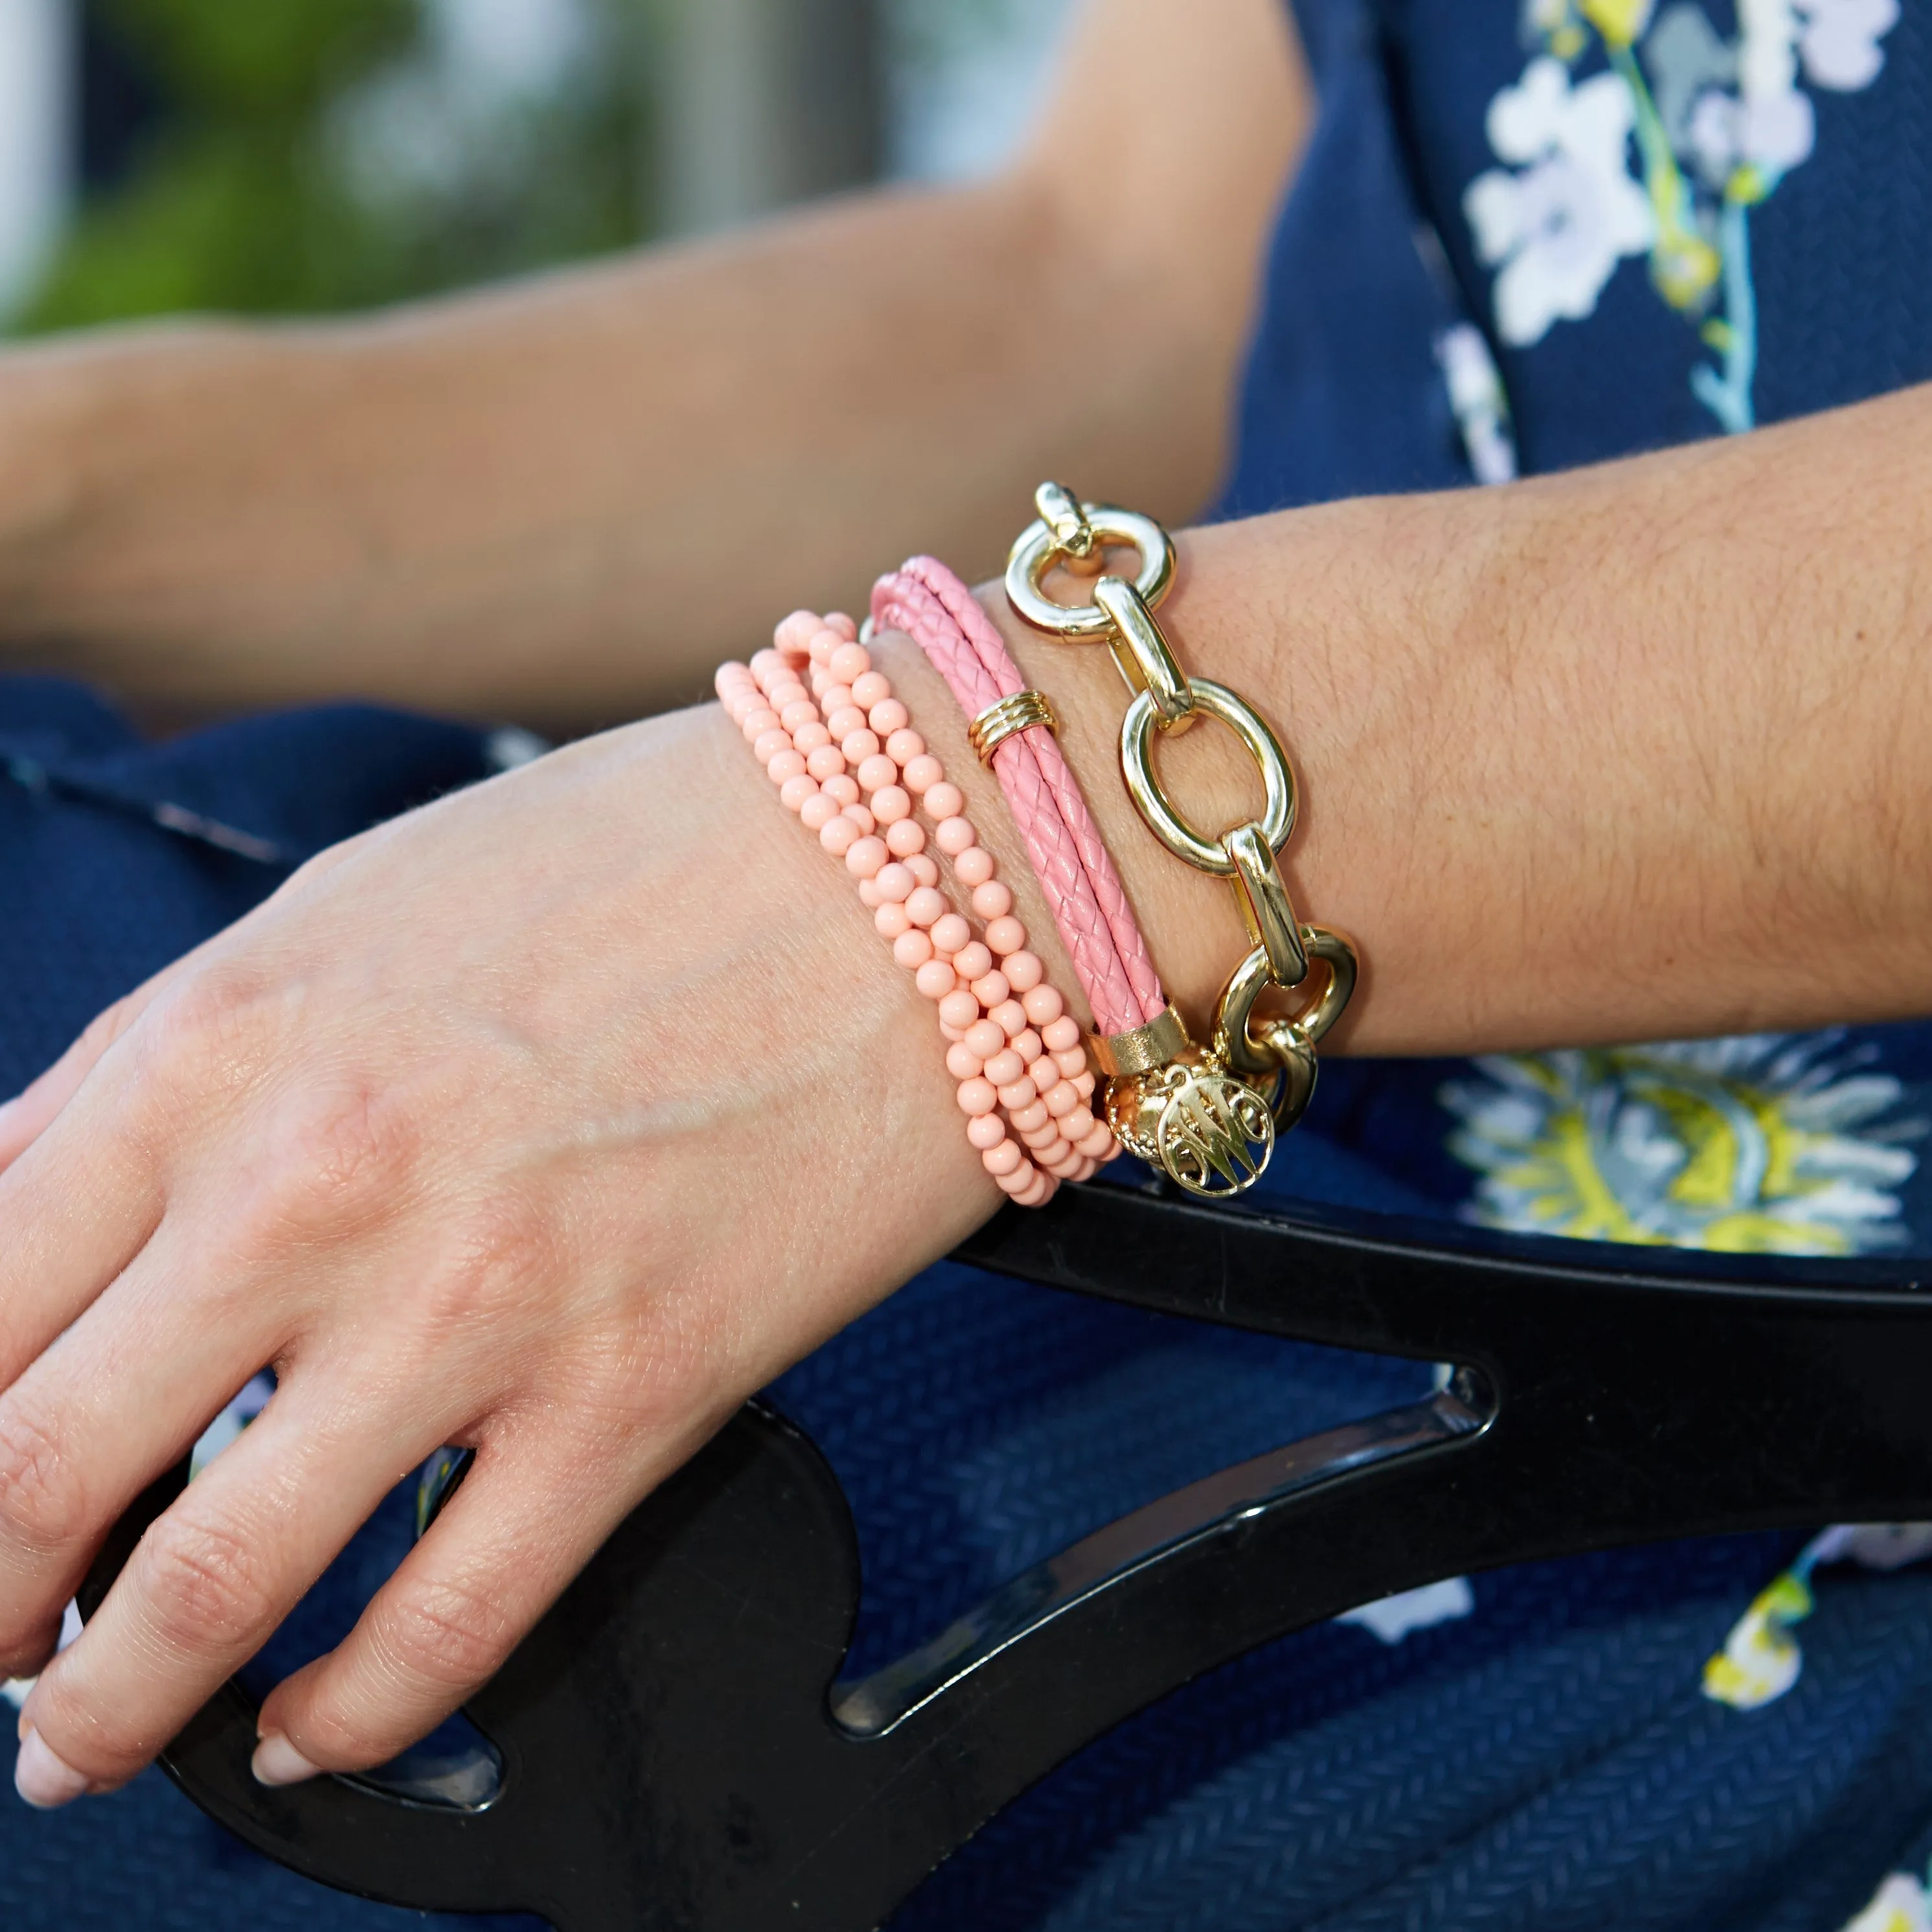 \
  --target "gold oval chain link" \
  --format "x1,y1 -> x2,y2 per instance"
1005,483 -> 1358,1183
